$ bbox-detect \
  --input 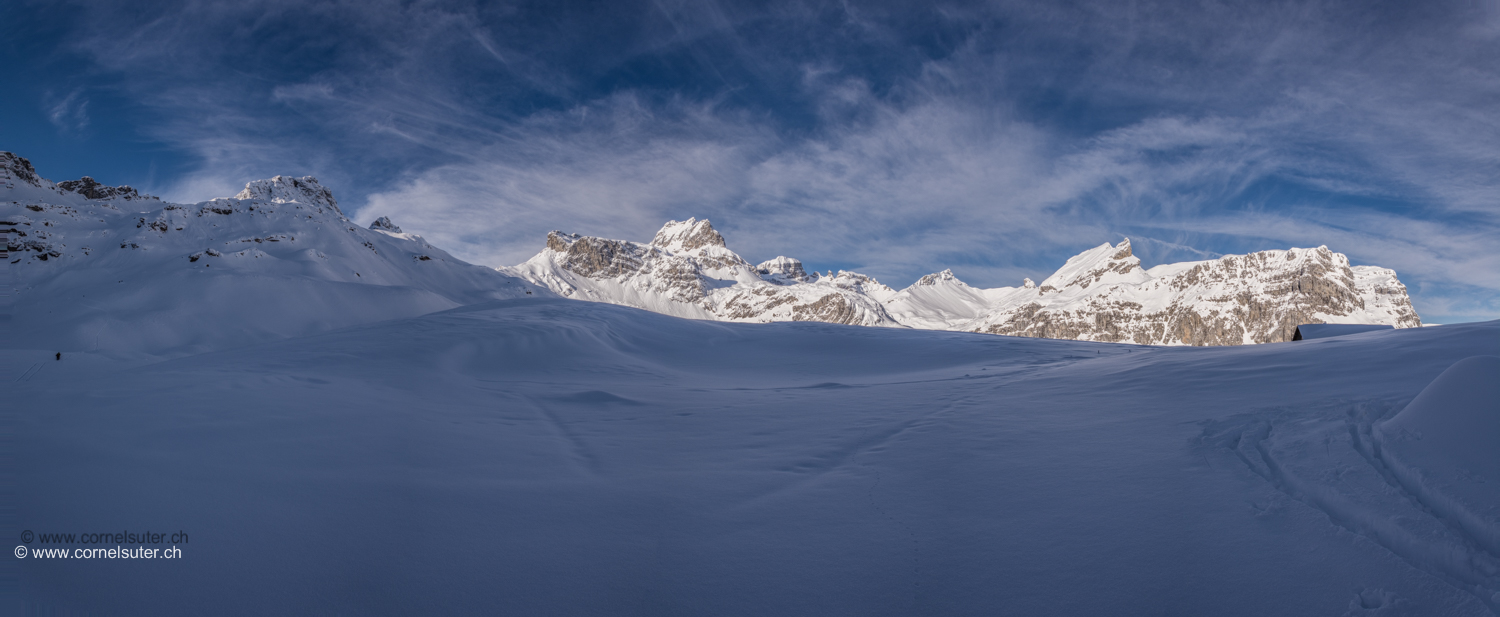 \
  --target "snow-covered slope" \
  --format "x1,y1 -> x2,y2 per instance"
12,297 -> 1498,614
2,152 -> 548,356
504,222 -> 1421,345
